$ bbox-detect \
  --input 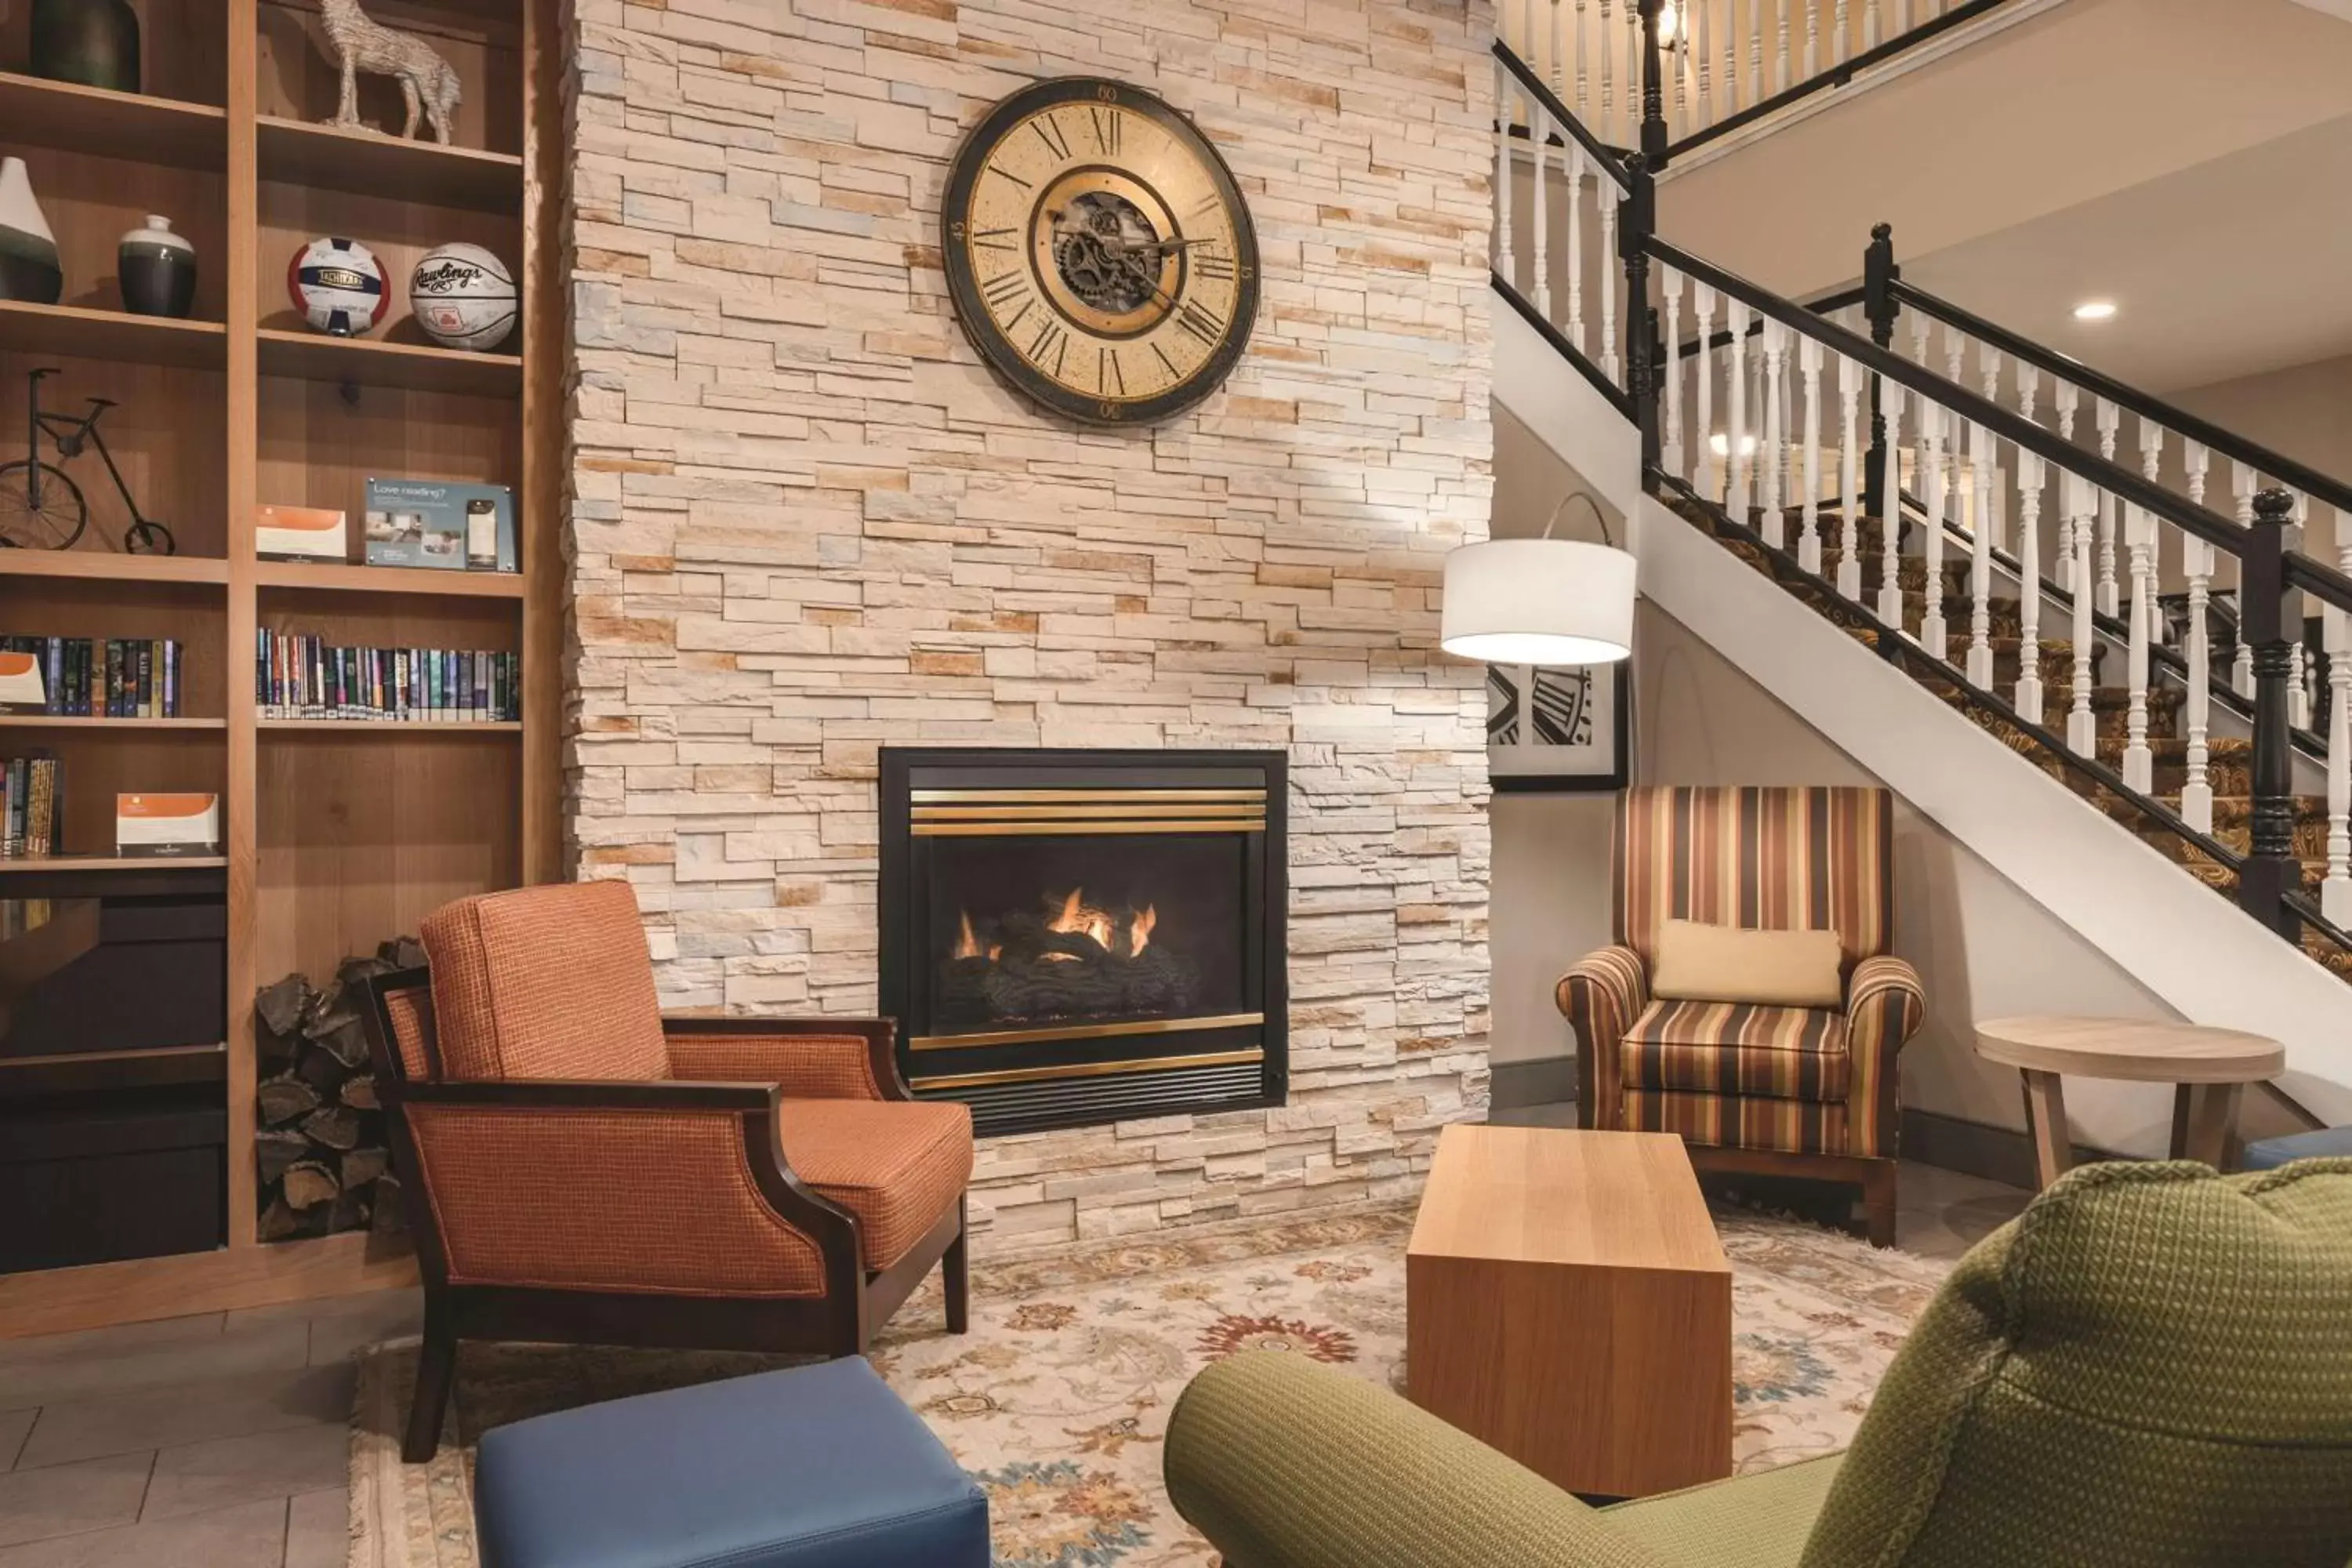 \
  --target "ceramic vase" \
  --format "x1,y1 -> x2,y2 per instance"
0,160 -> 63,307
30,0 -> 141,94
118,215 -> 196,318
